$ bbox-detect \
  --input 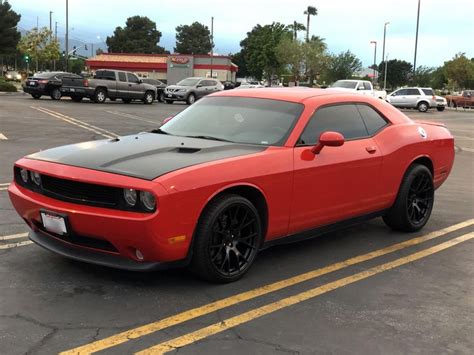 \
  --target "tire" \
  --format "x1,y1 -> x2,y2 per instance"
93,88 -> 107,103
158,91 -> 165,102
50,88 -> 61,100
186,93 -> 196,105
417,101 -> 429,112
437,106 -> 445,112
191,194 -> 262,283
143,91 -> 154,104
165,100 -> 173,104
71,95 -> 82,102
122,98 -> 132,104
31,94 -> 41,99
383,164 -> 434,232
